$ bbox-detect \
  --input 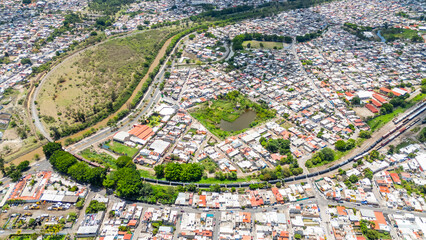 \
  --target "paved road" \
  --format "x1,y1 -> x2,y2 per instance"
31,67 -> 54,142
